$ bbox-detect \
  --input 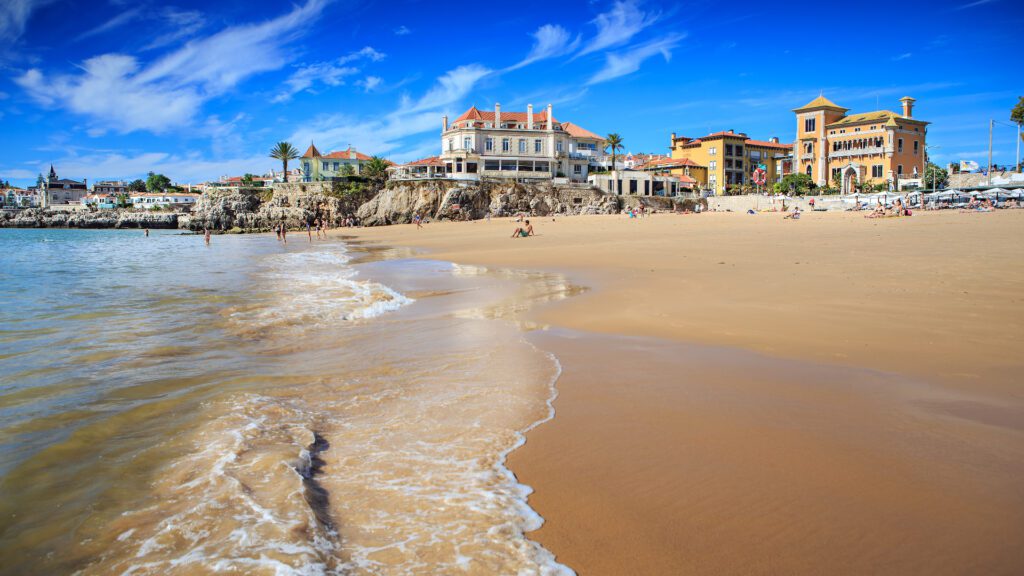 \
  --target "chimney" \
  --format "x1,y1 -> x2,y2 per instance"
527,104 -> 534,129
442,115 -> 449,132
770,136 -> 779,144
350,147 -> 357,160
727,129 -> 734,134
546,103 -> 553,131
900,96 -> 915,118
495,103 -> 501,128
